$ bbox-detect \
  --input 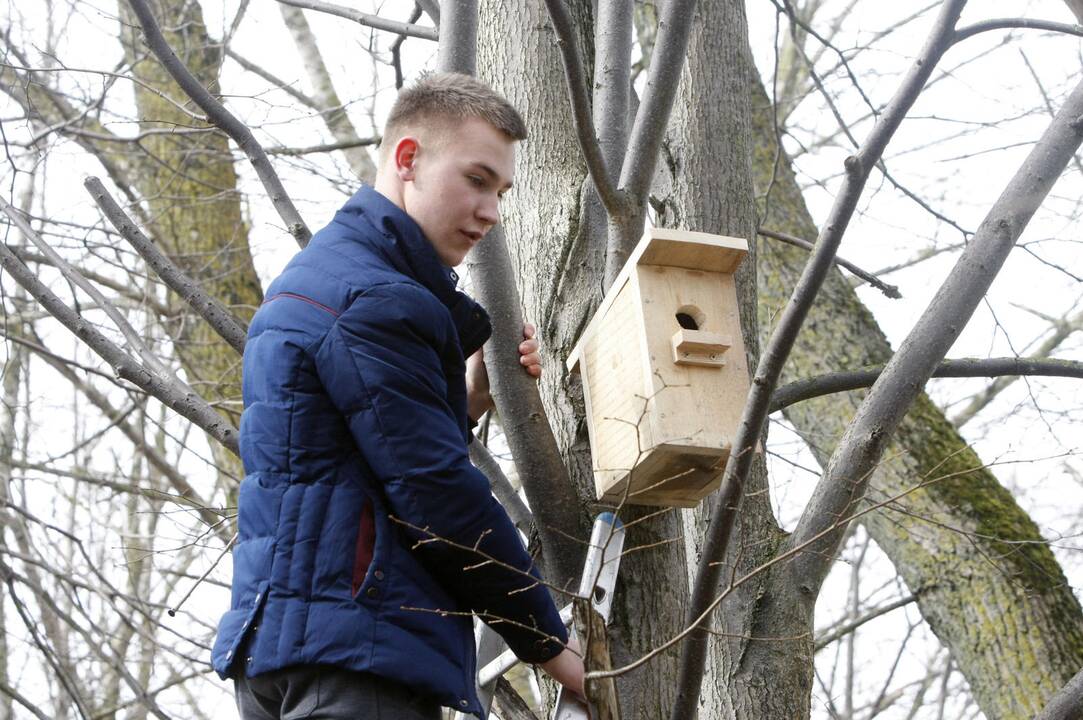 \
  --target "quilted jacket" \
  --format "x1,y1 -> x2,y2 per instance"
211,186 -> 567,716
